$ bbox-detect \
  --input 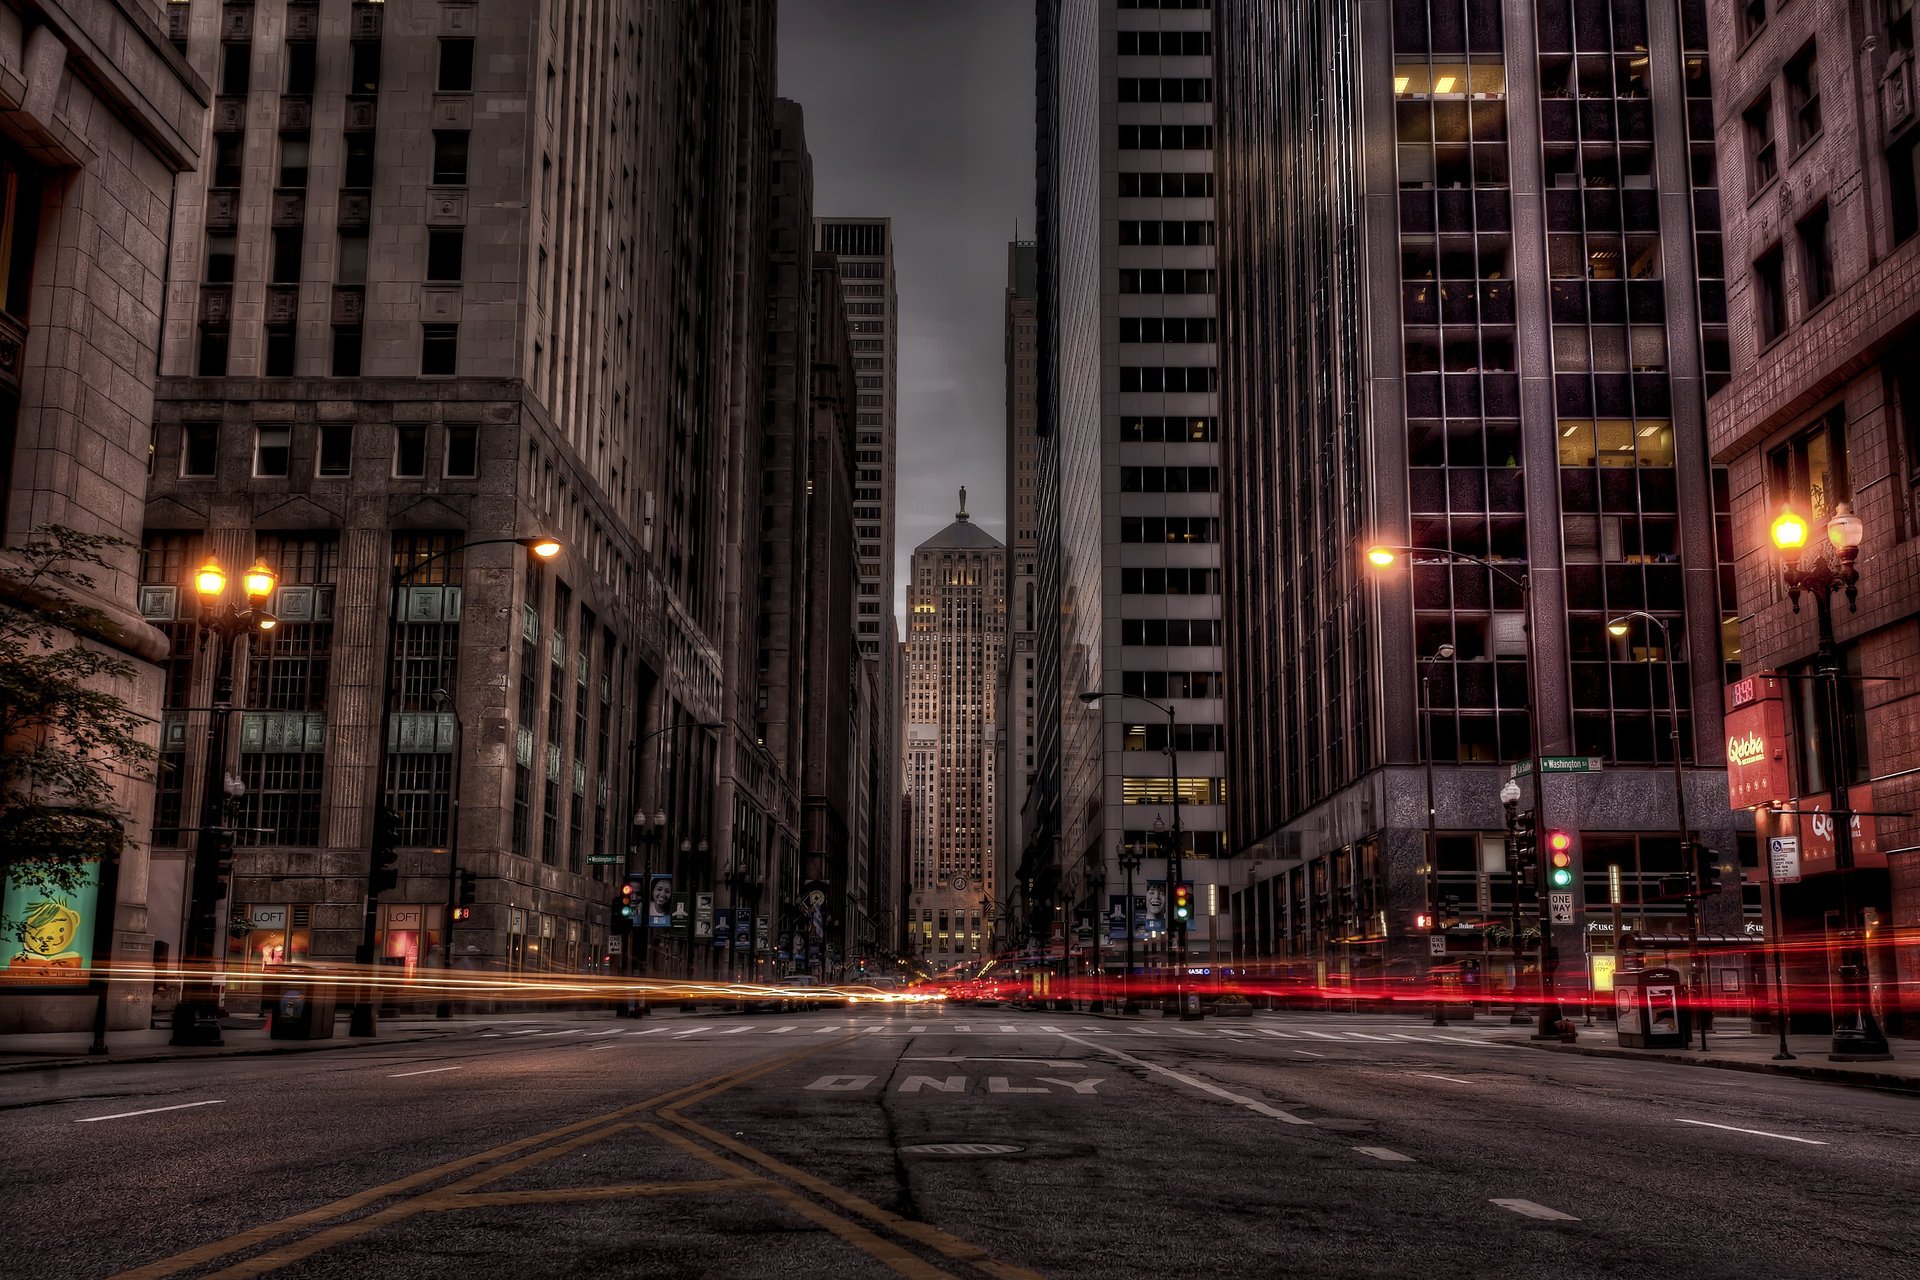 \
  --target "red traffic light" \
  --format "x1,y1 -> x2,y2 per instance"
1547,830 -> 1572,855
1413,912 -> 1434,930
1172,882 -> 1193,920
